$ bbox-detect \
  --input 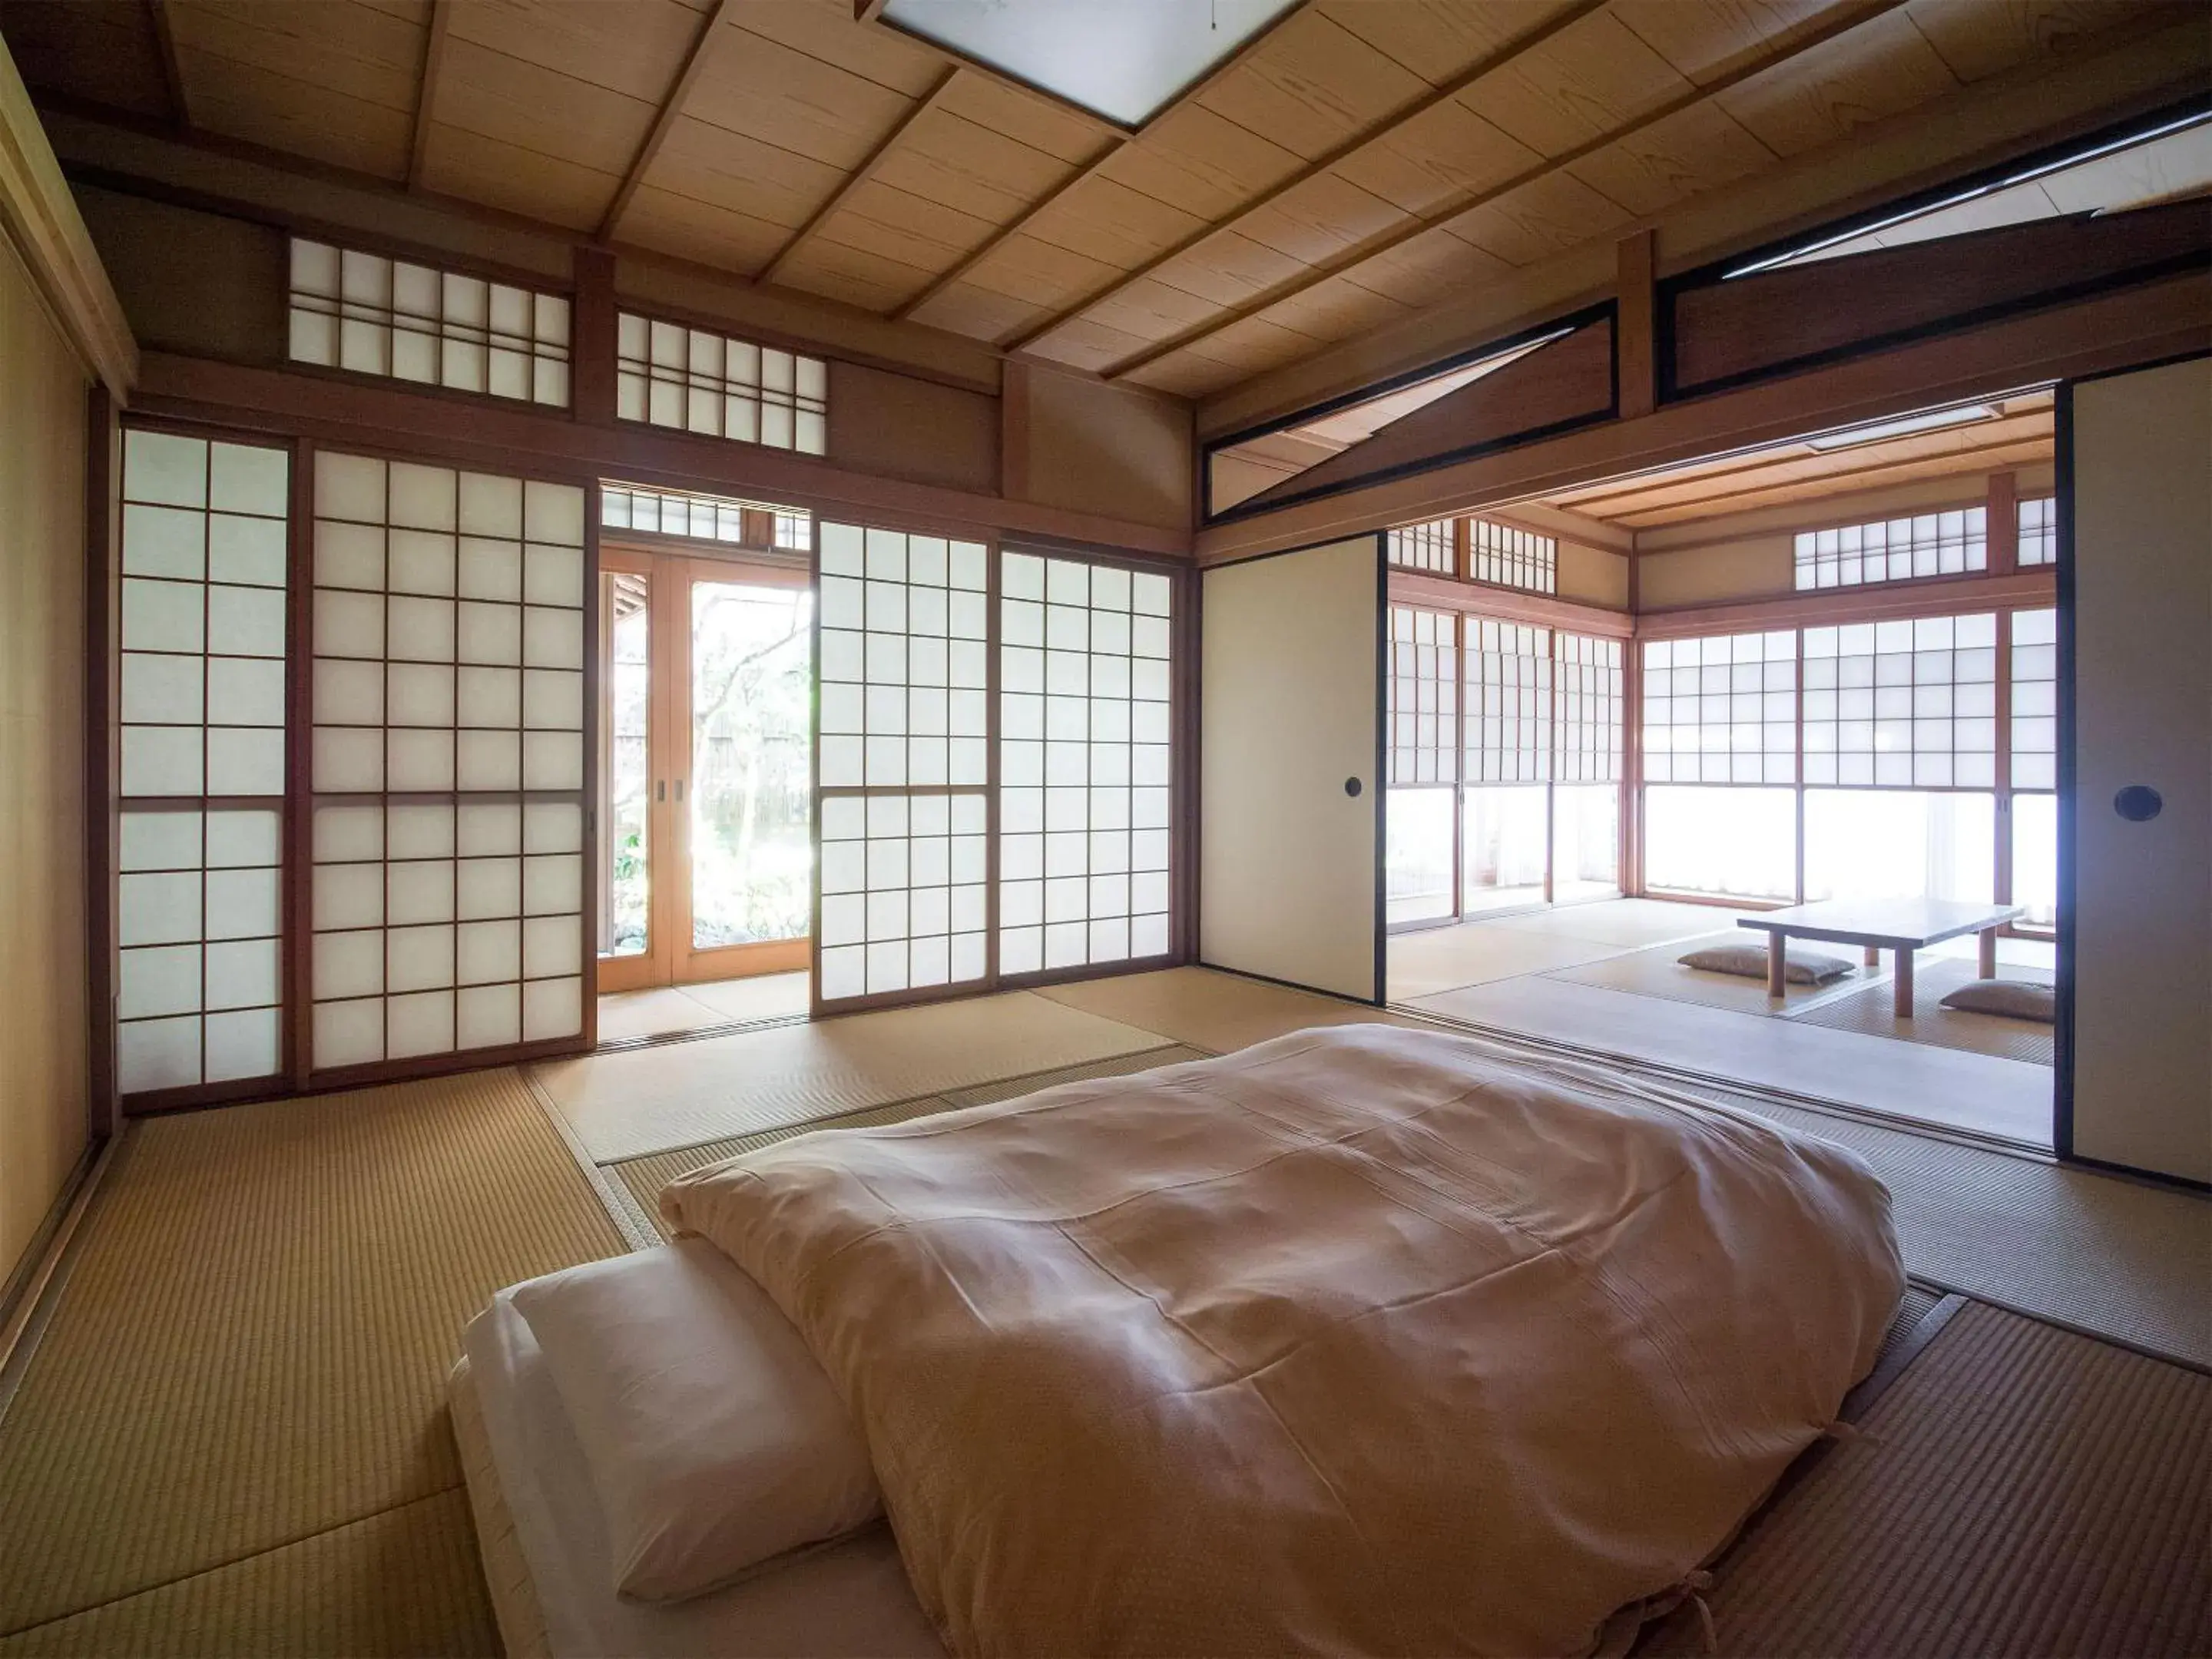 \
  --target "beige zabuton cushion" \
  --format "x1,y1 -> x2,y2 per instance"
1680,942 -> 1855,983
1939,979 -> 2056,1022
